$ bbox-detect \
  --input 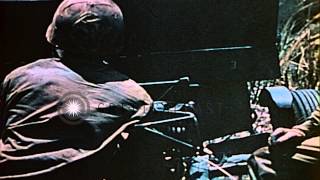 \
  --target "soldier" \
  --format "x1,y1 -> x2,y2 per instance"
249,106 -> 320,180
0,0 -> 152,179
